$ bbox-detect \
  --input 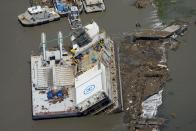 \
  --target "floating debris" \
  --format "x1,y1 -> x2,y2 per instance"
135,0 -> 152,9
133,23 -> 188,41
120,22 -> 188,130
141,90 -> 163,119
170,112 -> 177,118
